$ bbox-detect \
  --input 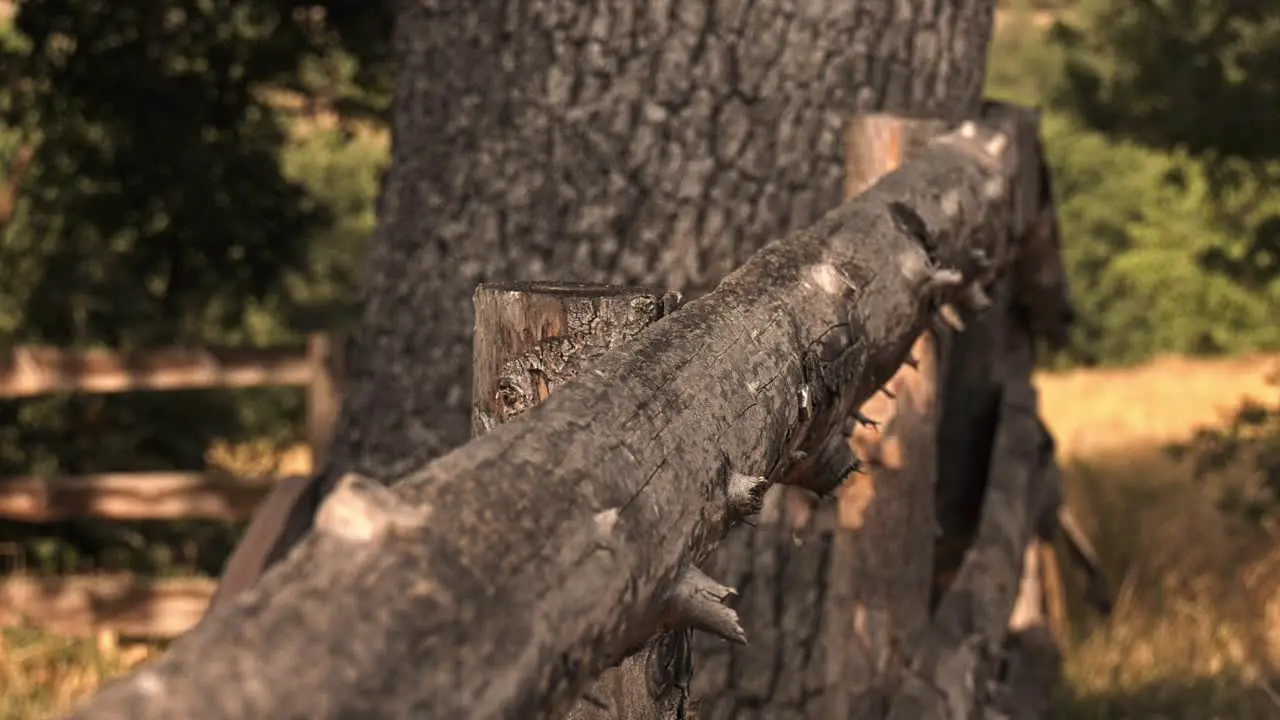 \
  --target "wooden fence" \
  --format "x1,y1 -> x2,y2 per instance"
62,106 -> 1083,720
0,333 -> 343,638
